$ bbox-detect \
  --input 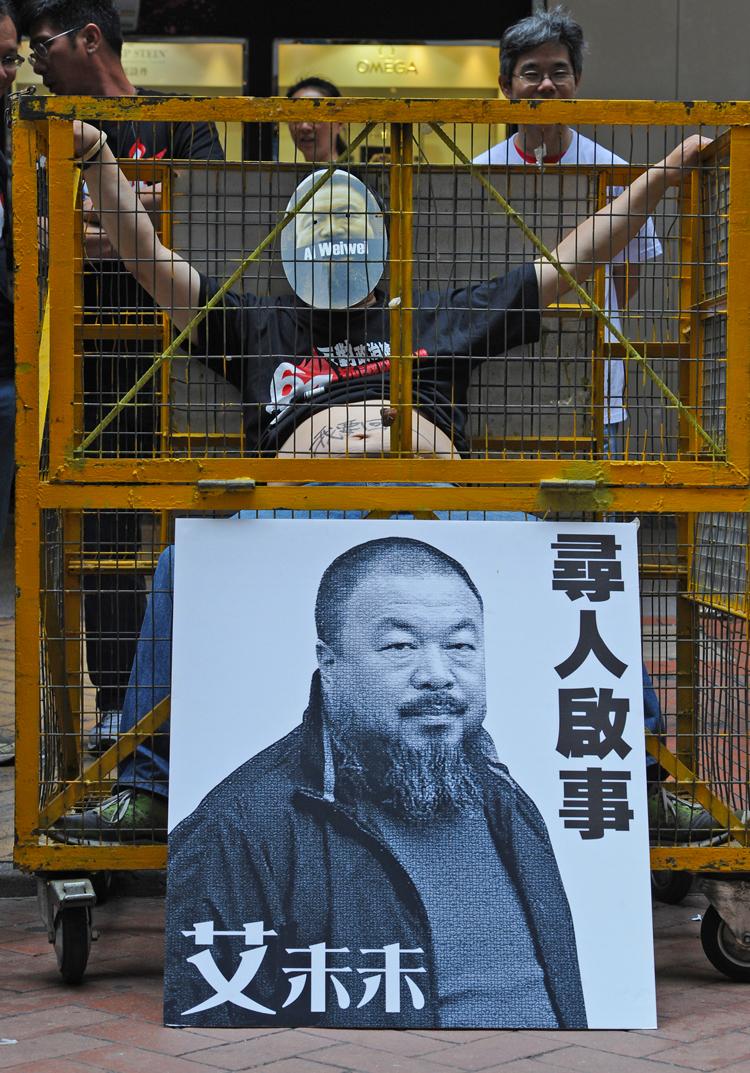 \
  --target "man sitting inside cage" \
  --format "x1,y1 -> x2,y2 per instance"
472,5 -> 662,460
164,536 -> 587,1030
47,122 -> 719,847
